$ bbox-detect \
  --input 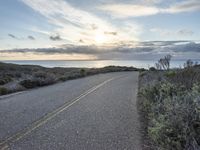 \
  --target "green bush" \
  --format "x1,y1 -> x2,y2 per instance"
0,77 -> 12,85
20,79 -> 40,88
149,67 -> 156,71
80,69 -> 86,77
0,87 -> 8,95
139,82 -> 200,149
59,76 -> 68,81
33,71 -> 47,78
165,70 -> 176,78
167,68 -> 200,89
